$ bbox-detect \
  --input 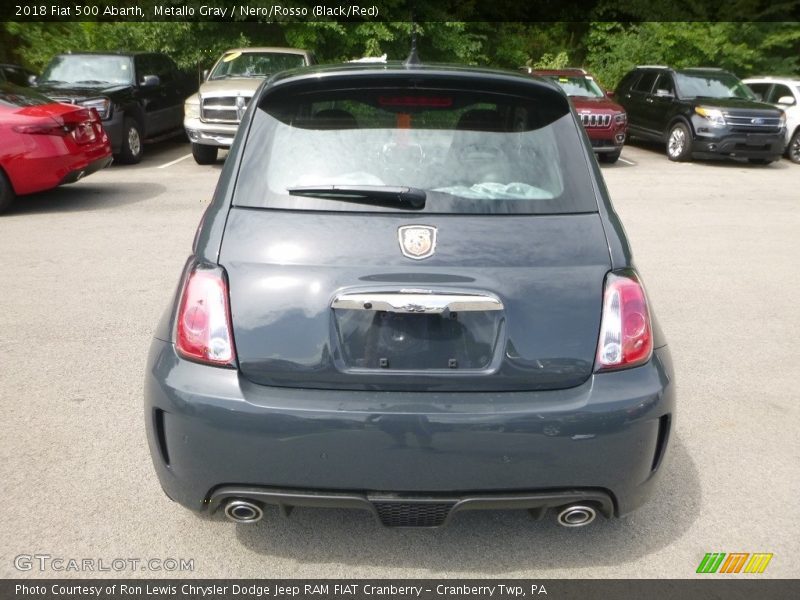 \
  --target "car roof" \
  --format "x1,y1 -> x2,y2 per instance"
678,67 -> 727,72
221,47 -> 310,55
743,76 -> 800,84
53,51 -> 156,58
633,66 -> 735,77
268,61 -> 562,92
532,68 -> 592,77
